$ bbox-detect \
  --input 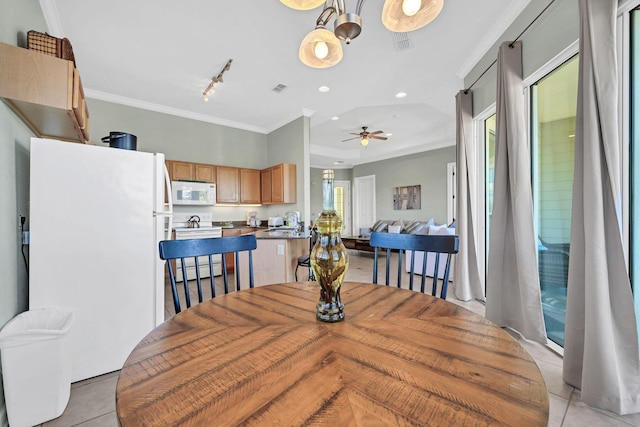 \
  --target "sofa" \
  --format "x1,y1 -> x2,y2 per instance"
357,218 -> 456,281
